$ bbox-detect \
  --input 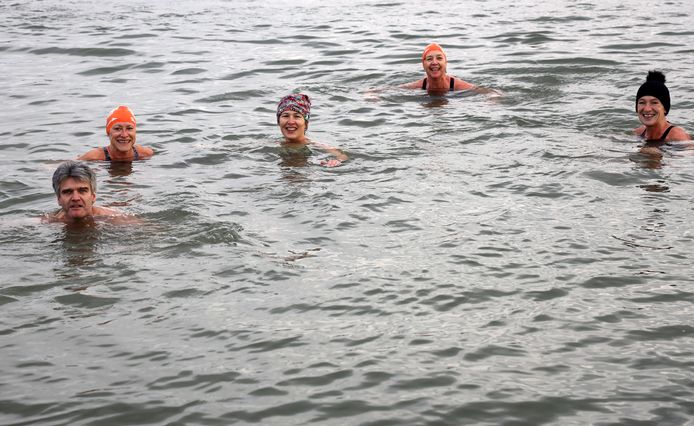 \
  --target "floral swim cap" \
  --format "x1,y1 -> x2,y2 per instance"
276,94 -> 311,127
